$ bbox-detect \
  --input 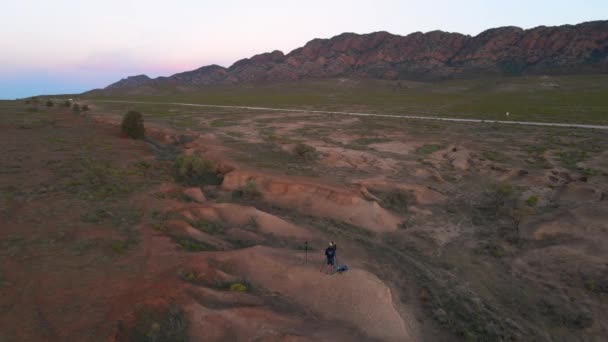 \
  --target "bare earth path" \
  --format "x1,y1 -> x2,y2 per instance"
94,100 -> 608,130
